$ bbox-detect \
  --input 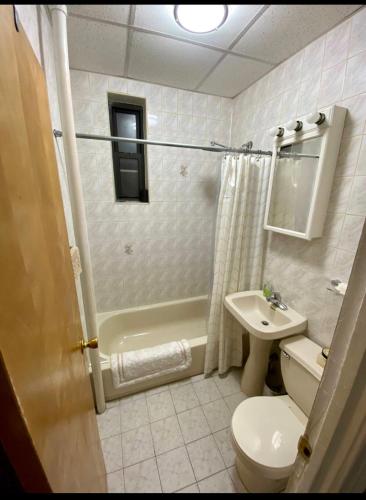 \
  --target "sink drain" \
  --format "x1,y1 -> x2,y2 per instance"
261,320 -> 269,326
